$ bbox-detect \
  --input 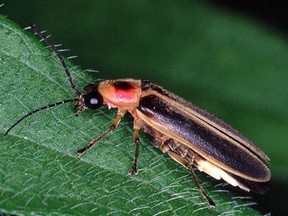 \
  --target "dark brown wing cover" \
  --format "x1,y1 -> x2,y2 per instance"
138,81 -> 270,183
